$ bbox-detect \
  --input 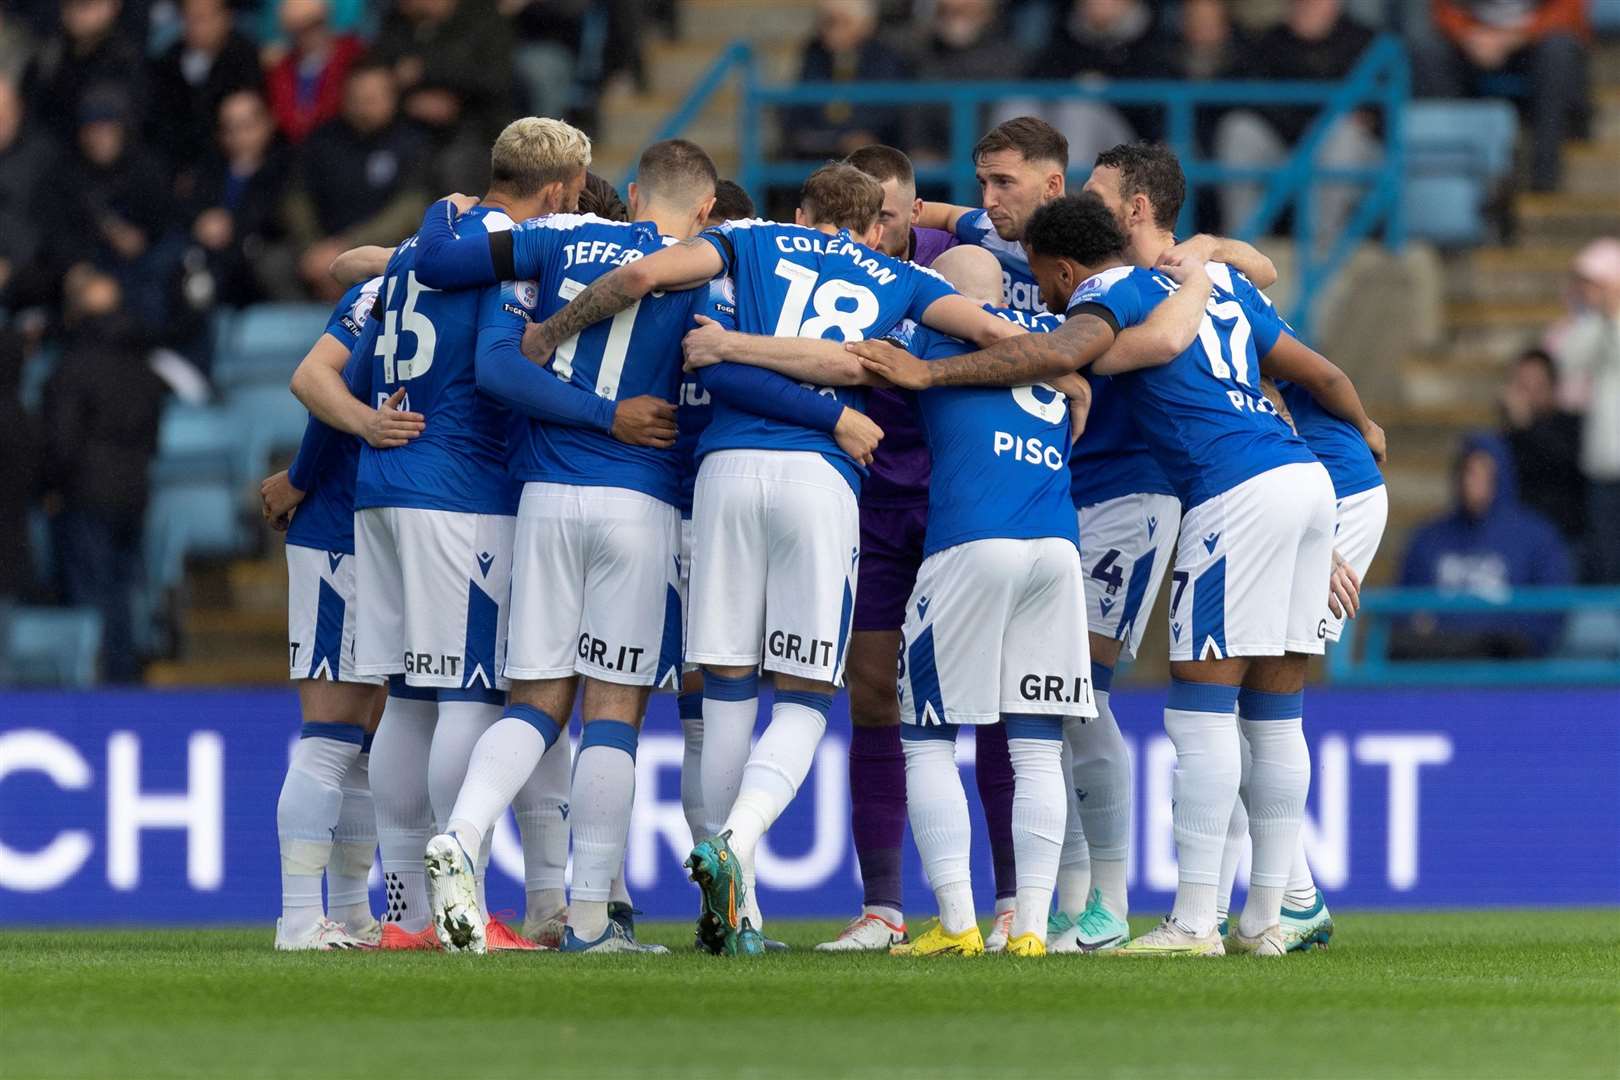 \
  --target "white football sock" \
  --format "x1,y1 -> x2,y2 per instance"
1163,681 -> 1241,936
700,671 -> 758,836
370,693 -> 437,931
277,723 -> 364,937
327,749 -> 377,929
1056,728 -> 1091,919
678,691 -> 706,845
1237,693 -> 1309,937
445,707 -> 559,857
1006,723 -> 1066,942
901,730 -> 975,935
1285,833 -> 1320,911
722,692 -> 830,862
513,734 -> 570,918
1216,732 -> 1253,922
428,700 -> 502,831
1069,682 -> 1132,920
567,721 -> 639,941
